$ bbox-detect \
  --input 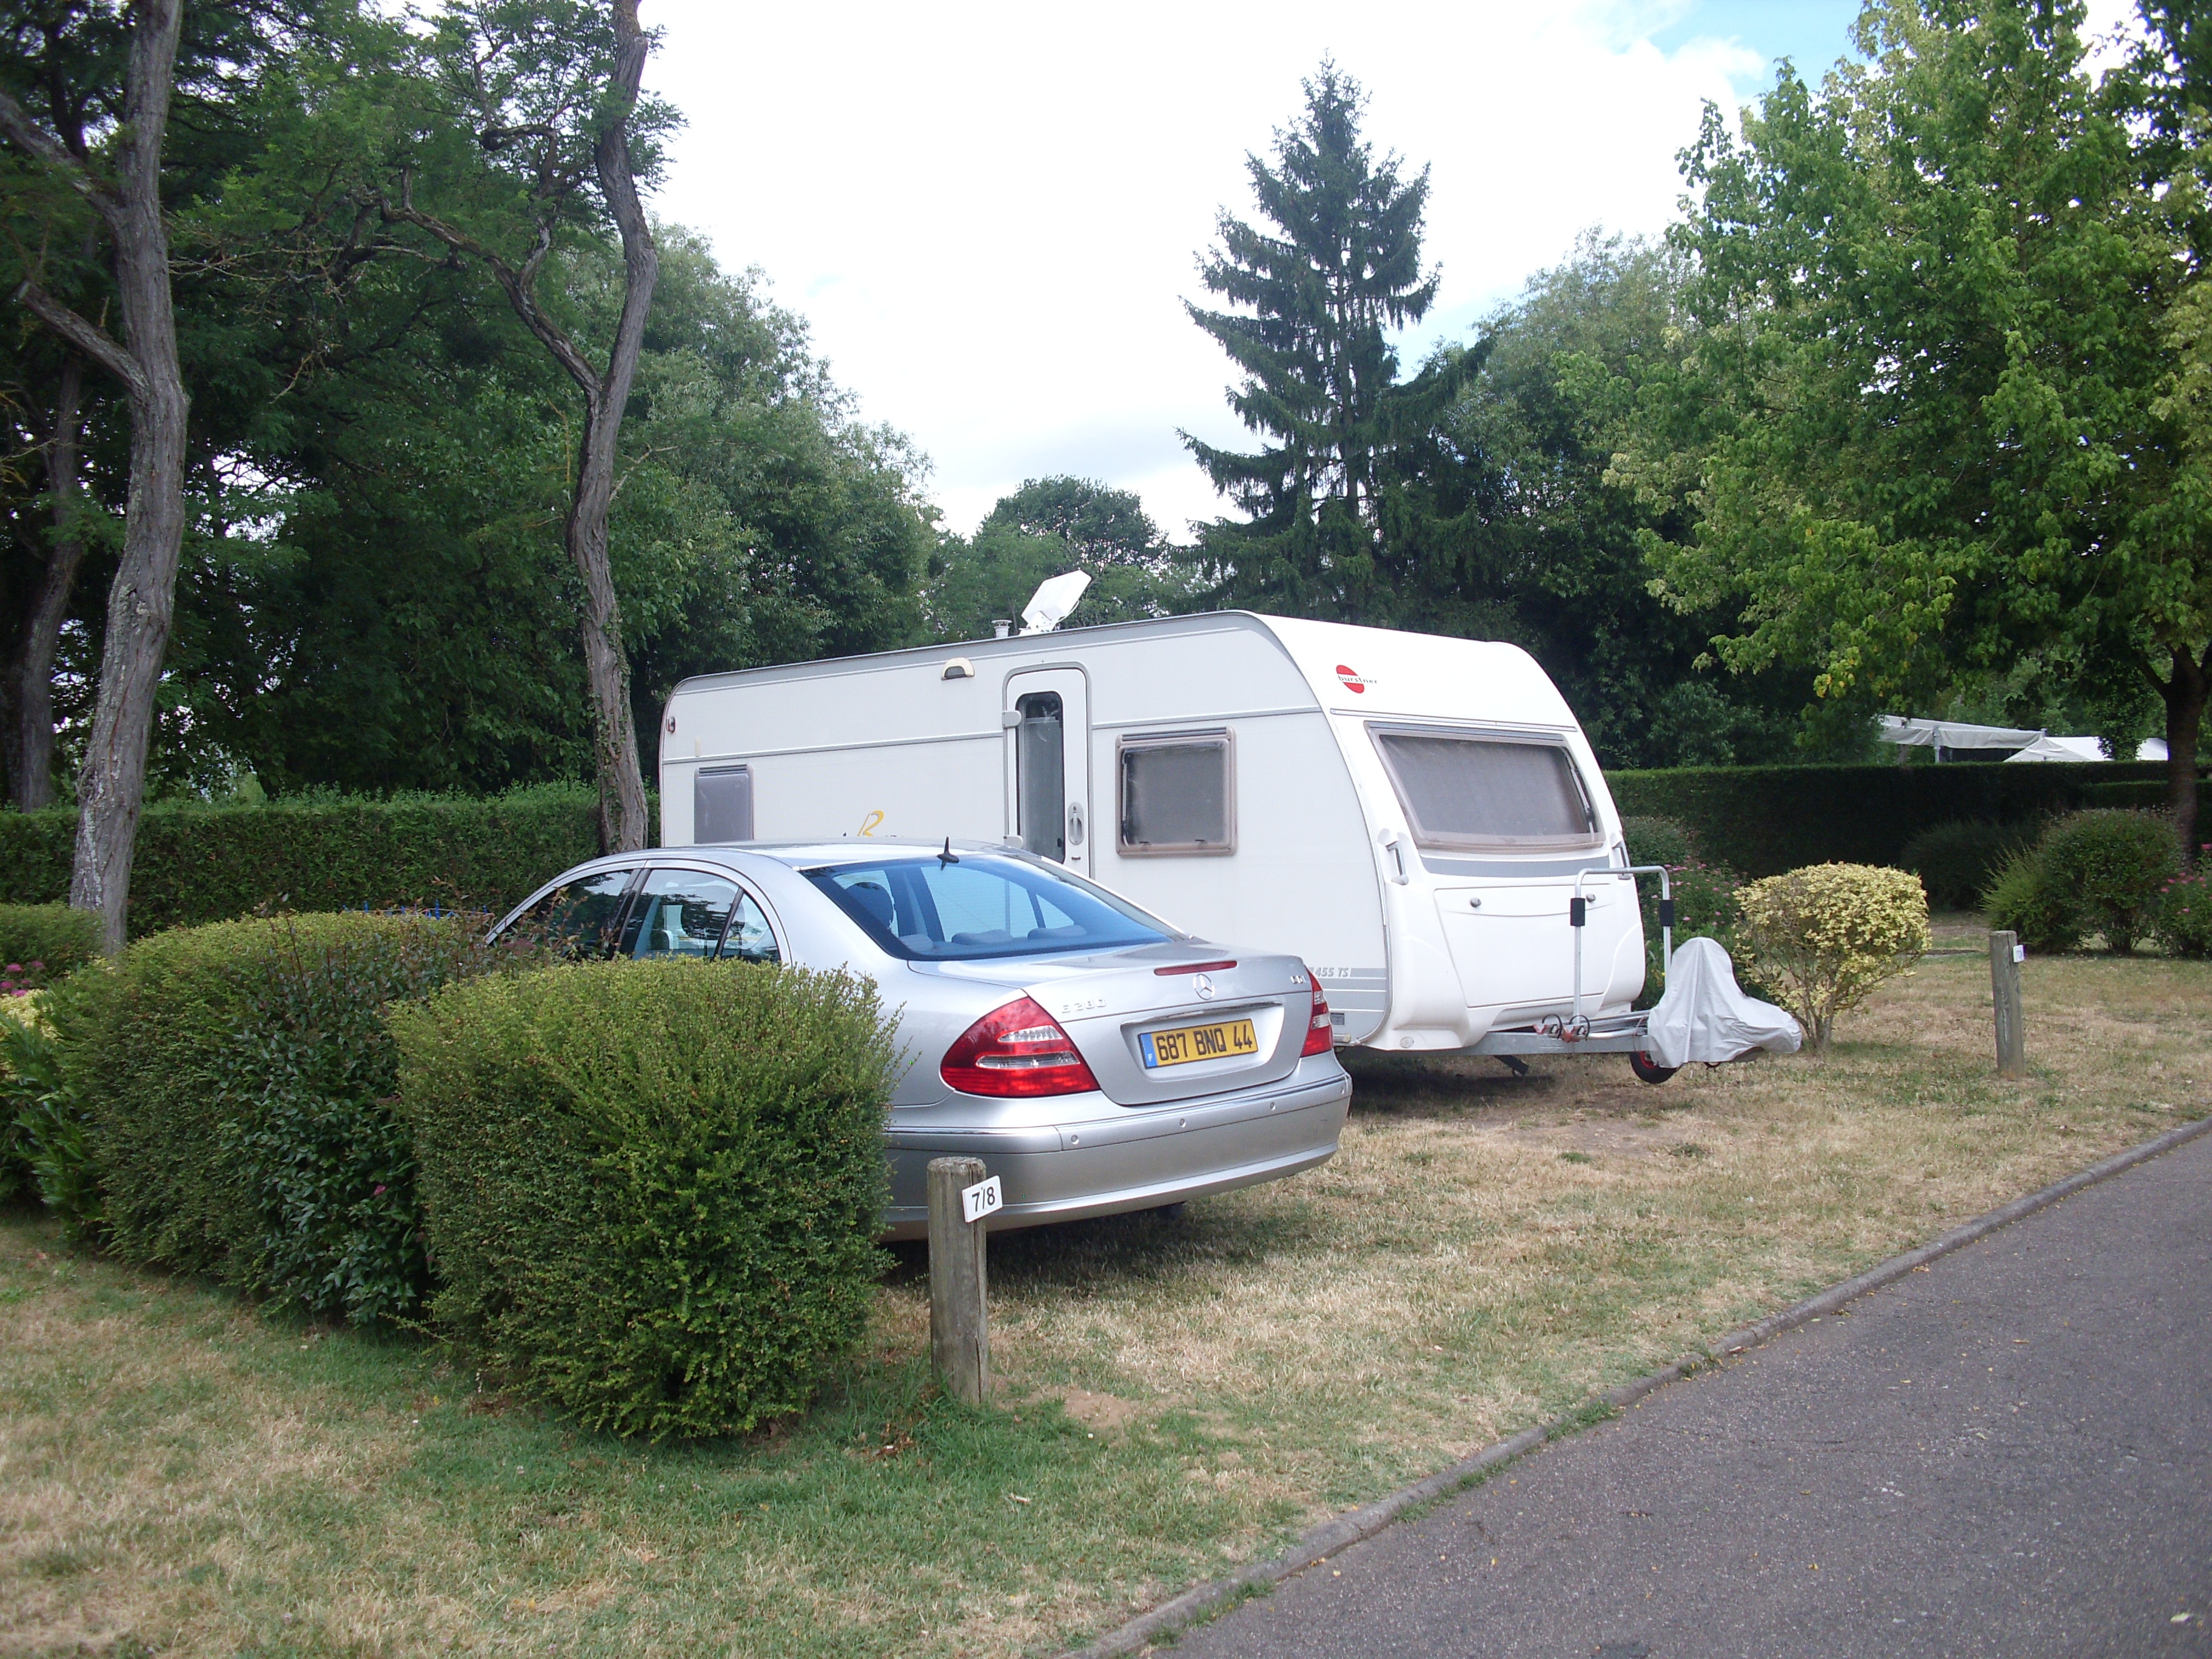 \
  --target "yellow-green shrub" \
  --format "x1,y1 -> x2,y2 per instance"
1734,863 -> 1930,1051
